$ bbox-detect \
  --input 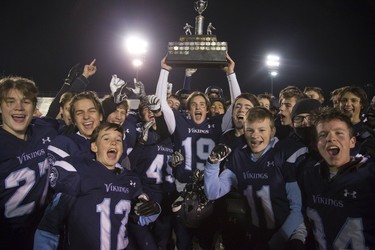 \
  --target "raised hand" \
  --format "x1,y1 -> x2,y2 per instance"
147,95 -> 161,112
208,144 -> 231,164
140,120 -> 155,144
109,74 -> 127,96
82,59 -> 97,79
222,54 -> 235,74
170,150 -> 184,168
